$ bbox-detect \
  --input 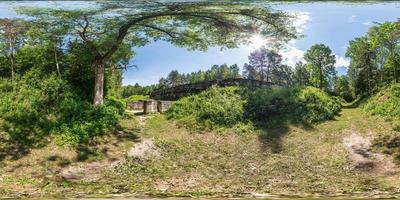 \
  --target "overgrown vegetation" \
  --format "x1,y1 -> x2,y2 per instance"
364,83 -> 400,163
167,86 -> 341,131
166,87 -> 246,131
0,70 -> 124,149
